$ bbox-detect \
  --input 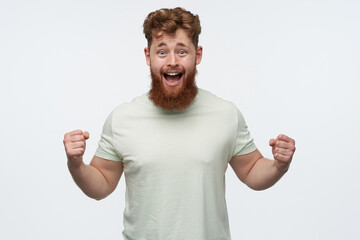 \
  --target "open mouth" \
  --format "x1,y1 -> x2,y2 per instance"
163,72 -> 183,87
